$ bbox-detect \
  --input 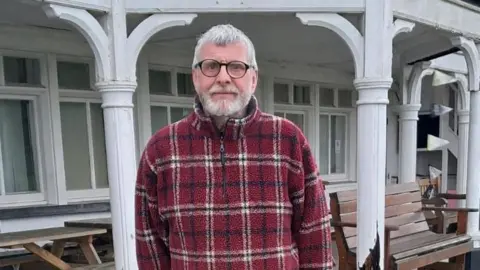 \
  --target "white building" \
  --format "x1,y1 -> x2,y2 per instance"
1,0 -> 480,269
